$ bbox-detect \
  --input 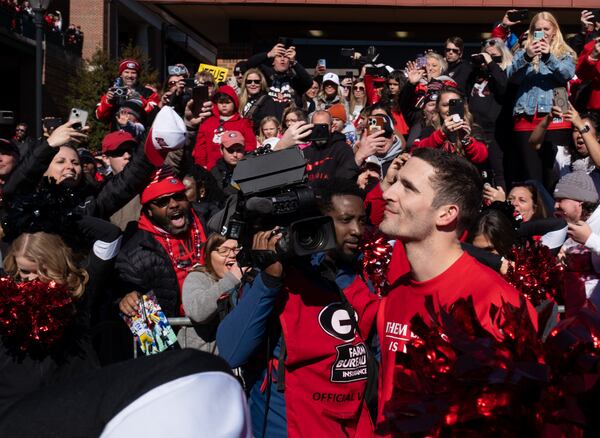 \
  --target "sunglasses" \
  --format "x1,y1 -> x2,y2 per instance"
151,191 -> 187,208
482,39 -> 497,47
342,86 -> 351,90
167,80 -> 180,87
353,86 -> 365,91
105,147 -> 132,158
246,79 -> 261,85
223,146 -> 245,154
445,47 -> 461,54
